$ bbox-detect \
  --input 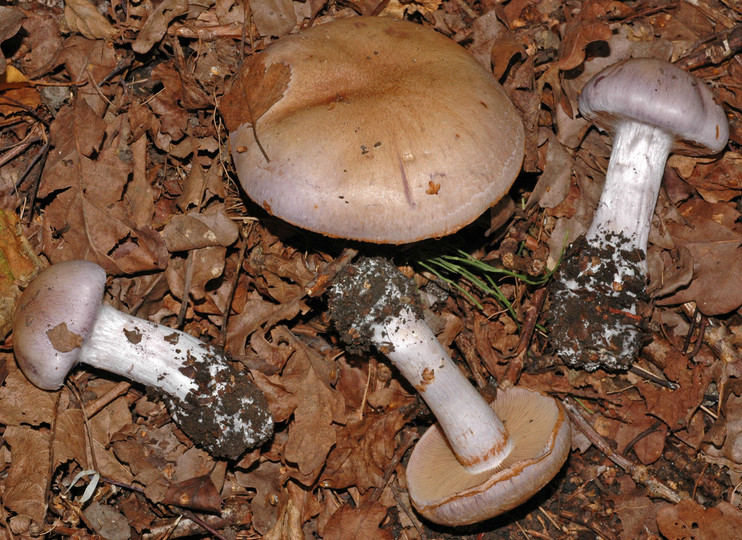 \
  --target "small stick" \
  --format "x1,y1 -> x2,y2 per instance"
502,287 -> 547,385
563,397 -> 684,504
